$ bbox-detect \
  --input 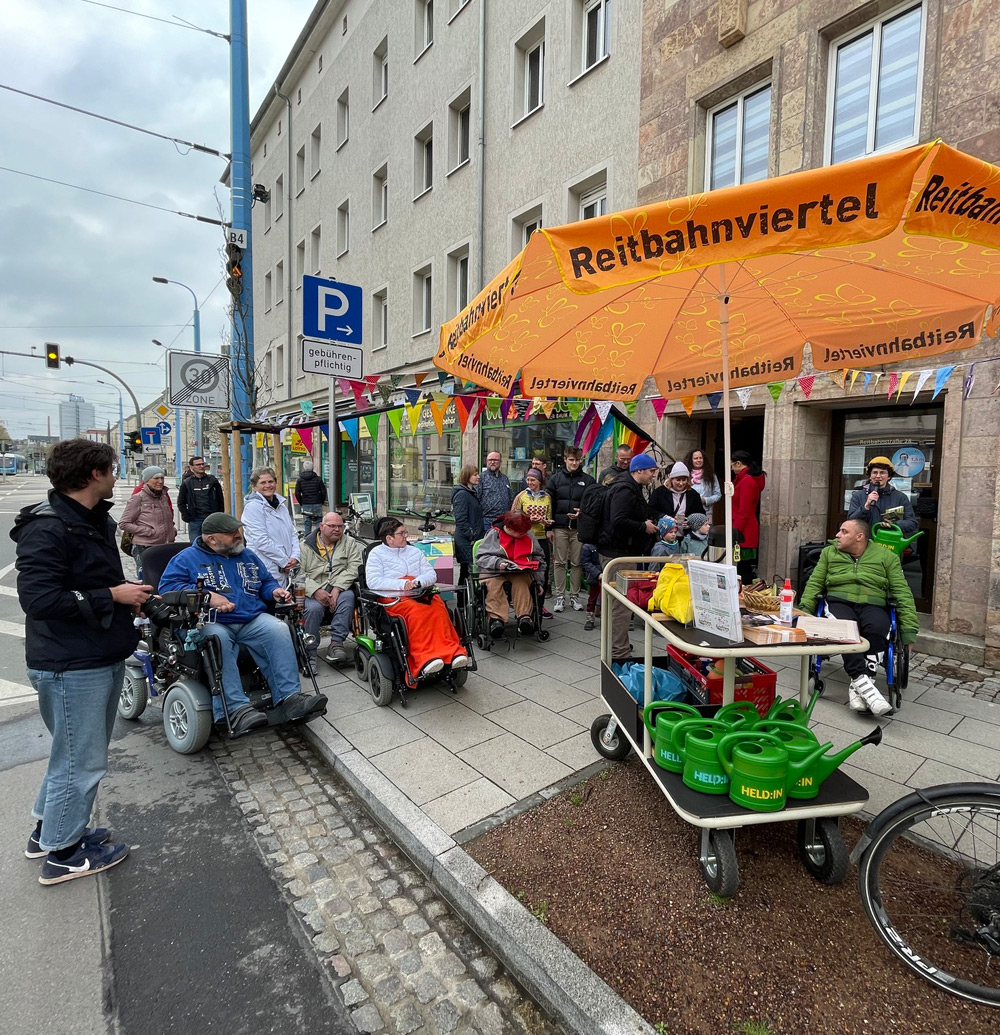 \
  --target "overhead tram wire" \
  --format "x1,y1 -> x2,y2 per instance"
78,0 -> 230,40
